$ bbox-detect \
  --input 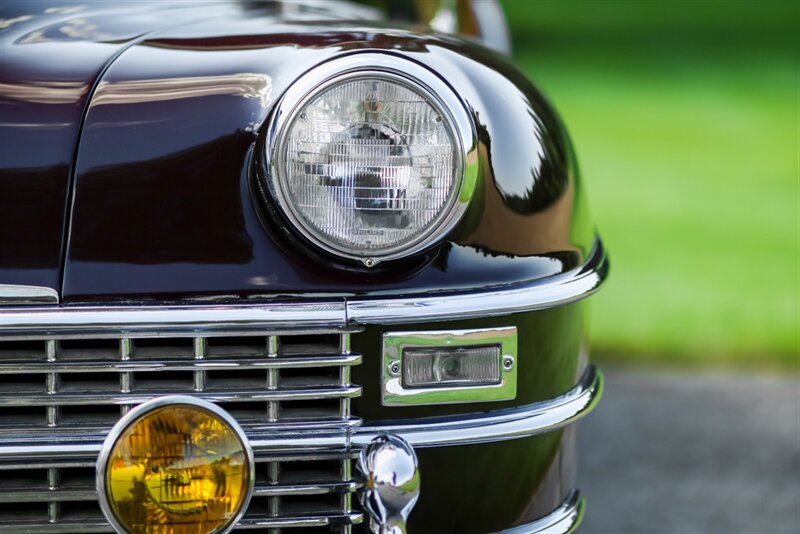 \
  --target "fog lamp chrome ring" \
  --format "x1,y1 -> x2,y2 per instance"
97,396 -> 255,534
264,53 -> 478,265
